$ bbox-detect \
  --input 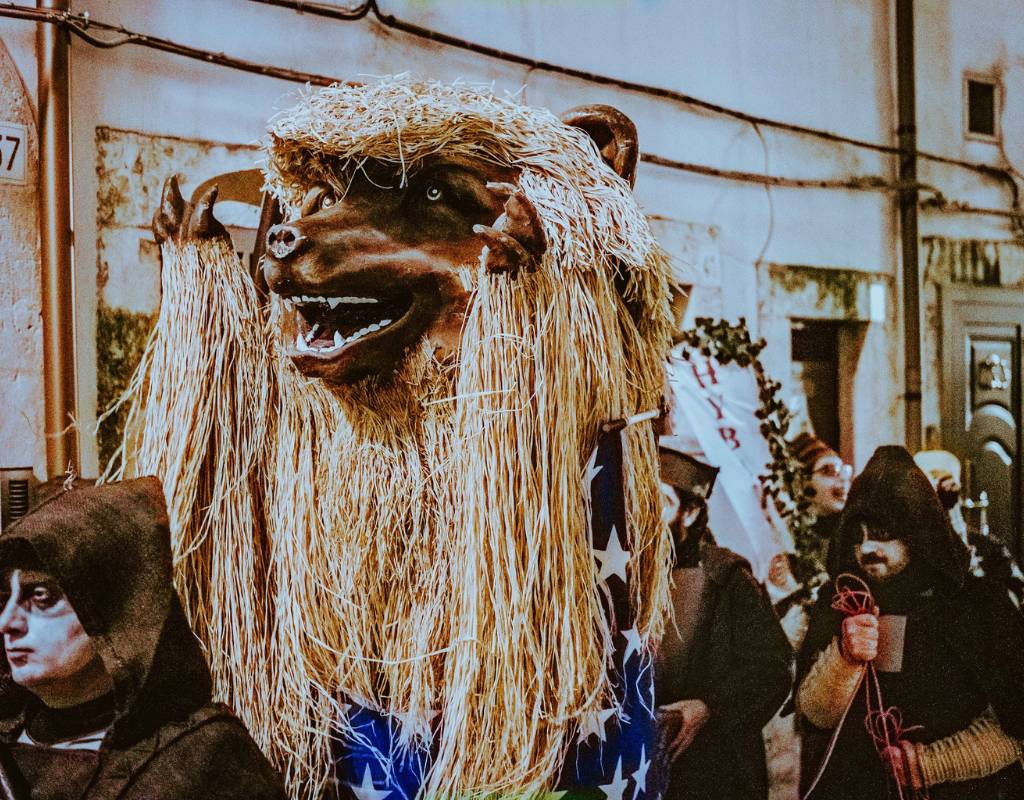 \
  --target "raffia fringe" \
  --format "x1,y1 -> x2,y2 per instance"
113,75 -> 673,800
